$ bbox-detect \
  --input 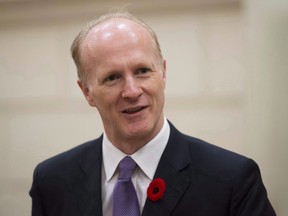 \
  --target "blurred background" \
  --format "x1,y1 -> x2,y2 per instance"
0,0 -> 287,215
